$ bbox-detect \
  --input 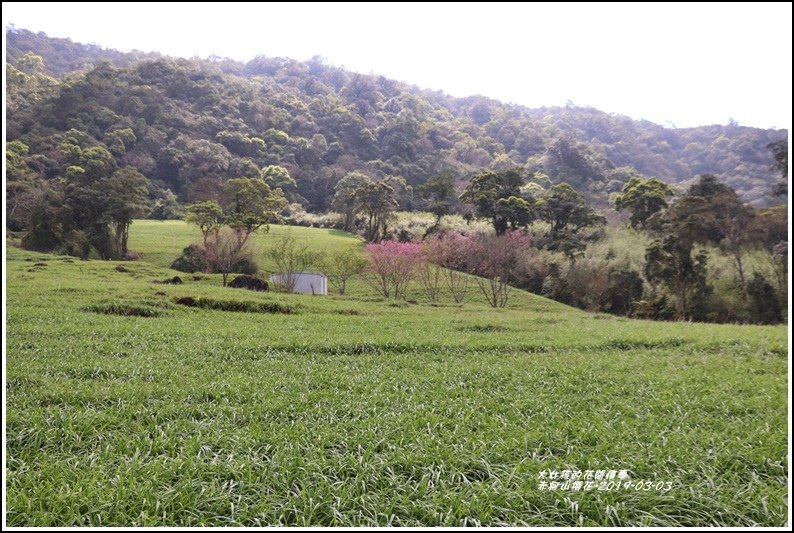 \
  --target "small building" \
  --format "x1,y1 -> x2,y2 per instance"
269,272 -> 328,295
